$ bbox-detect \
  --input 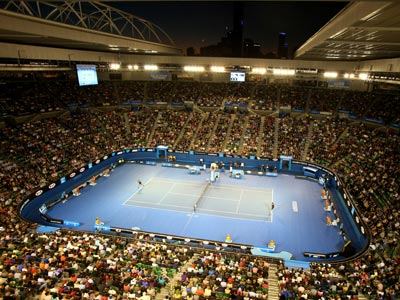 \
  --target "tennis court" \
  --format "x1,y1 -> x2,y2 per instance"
124,177 -> 273,221
44,163 -> 345,260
